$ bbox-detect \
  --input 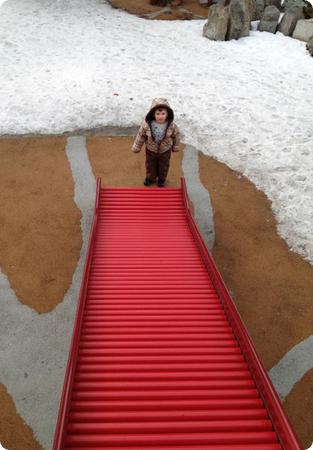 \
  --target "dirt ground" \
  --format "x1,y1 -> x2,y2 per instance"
110,0 -> 208,19
198,152 -> 313,370
0,136 -> 312,449
86,135 -> 184,186
0,384 -> 42,450
199,152 -> 313,448
0,138 -> 82,313
284,368 -> 313,448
